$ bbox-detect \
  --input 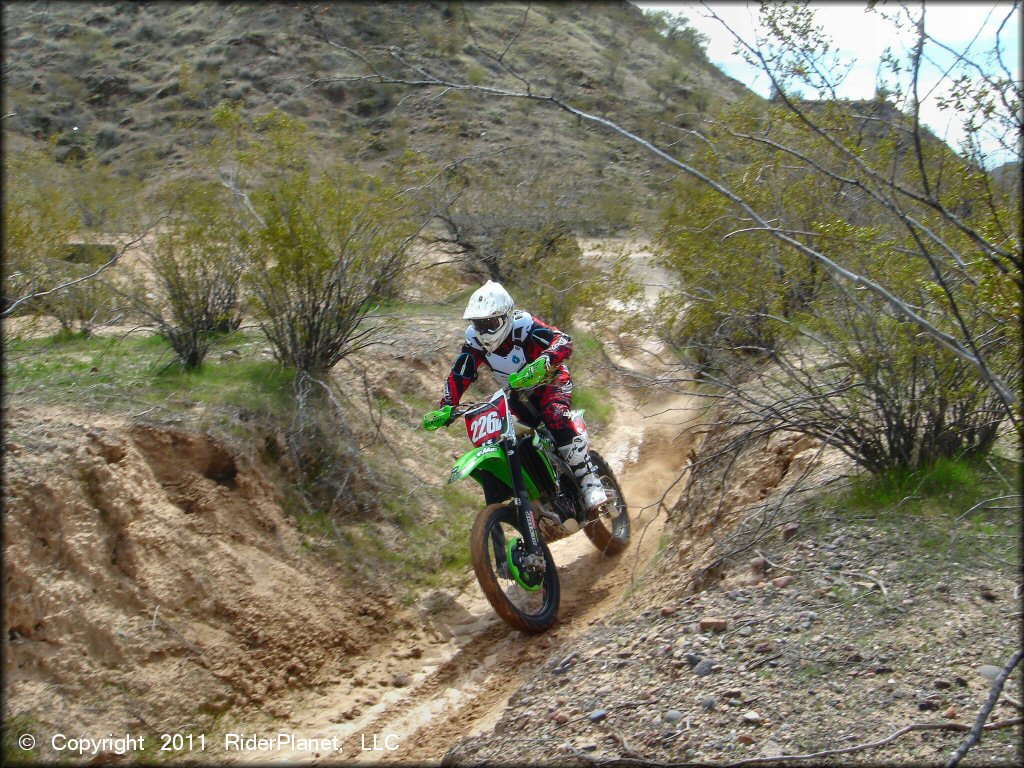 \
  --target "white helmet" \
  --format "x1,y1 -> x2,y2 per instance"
464,280 -> 514,352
